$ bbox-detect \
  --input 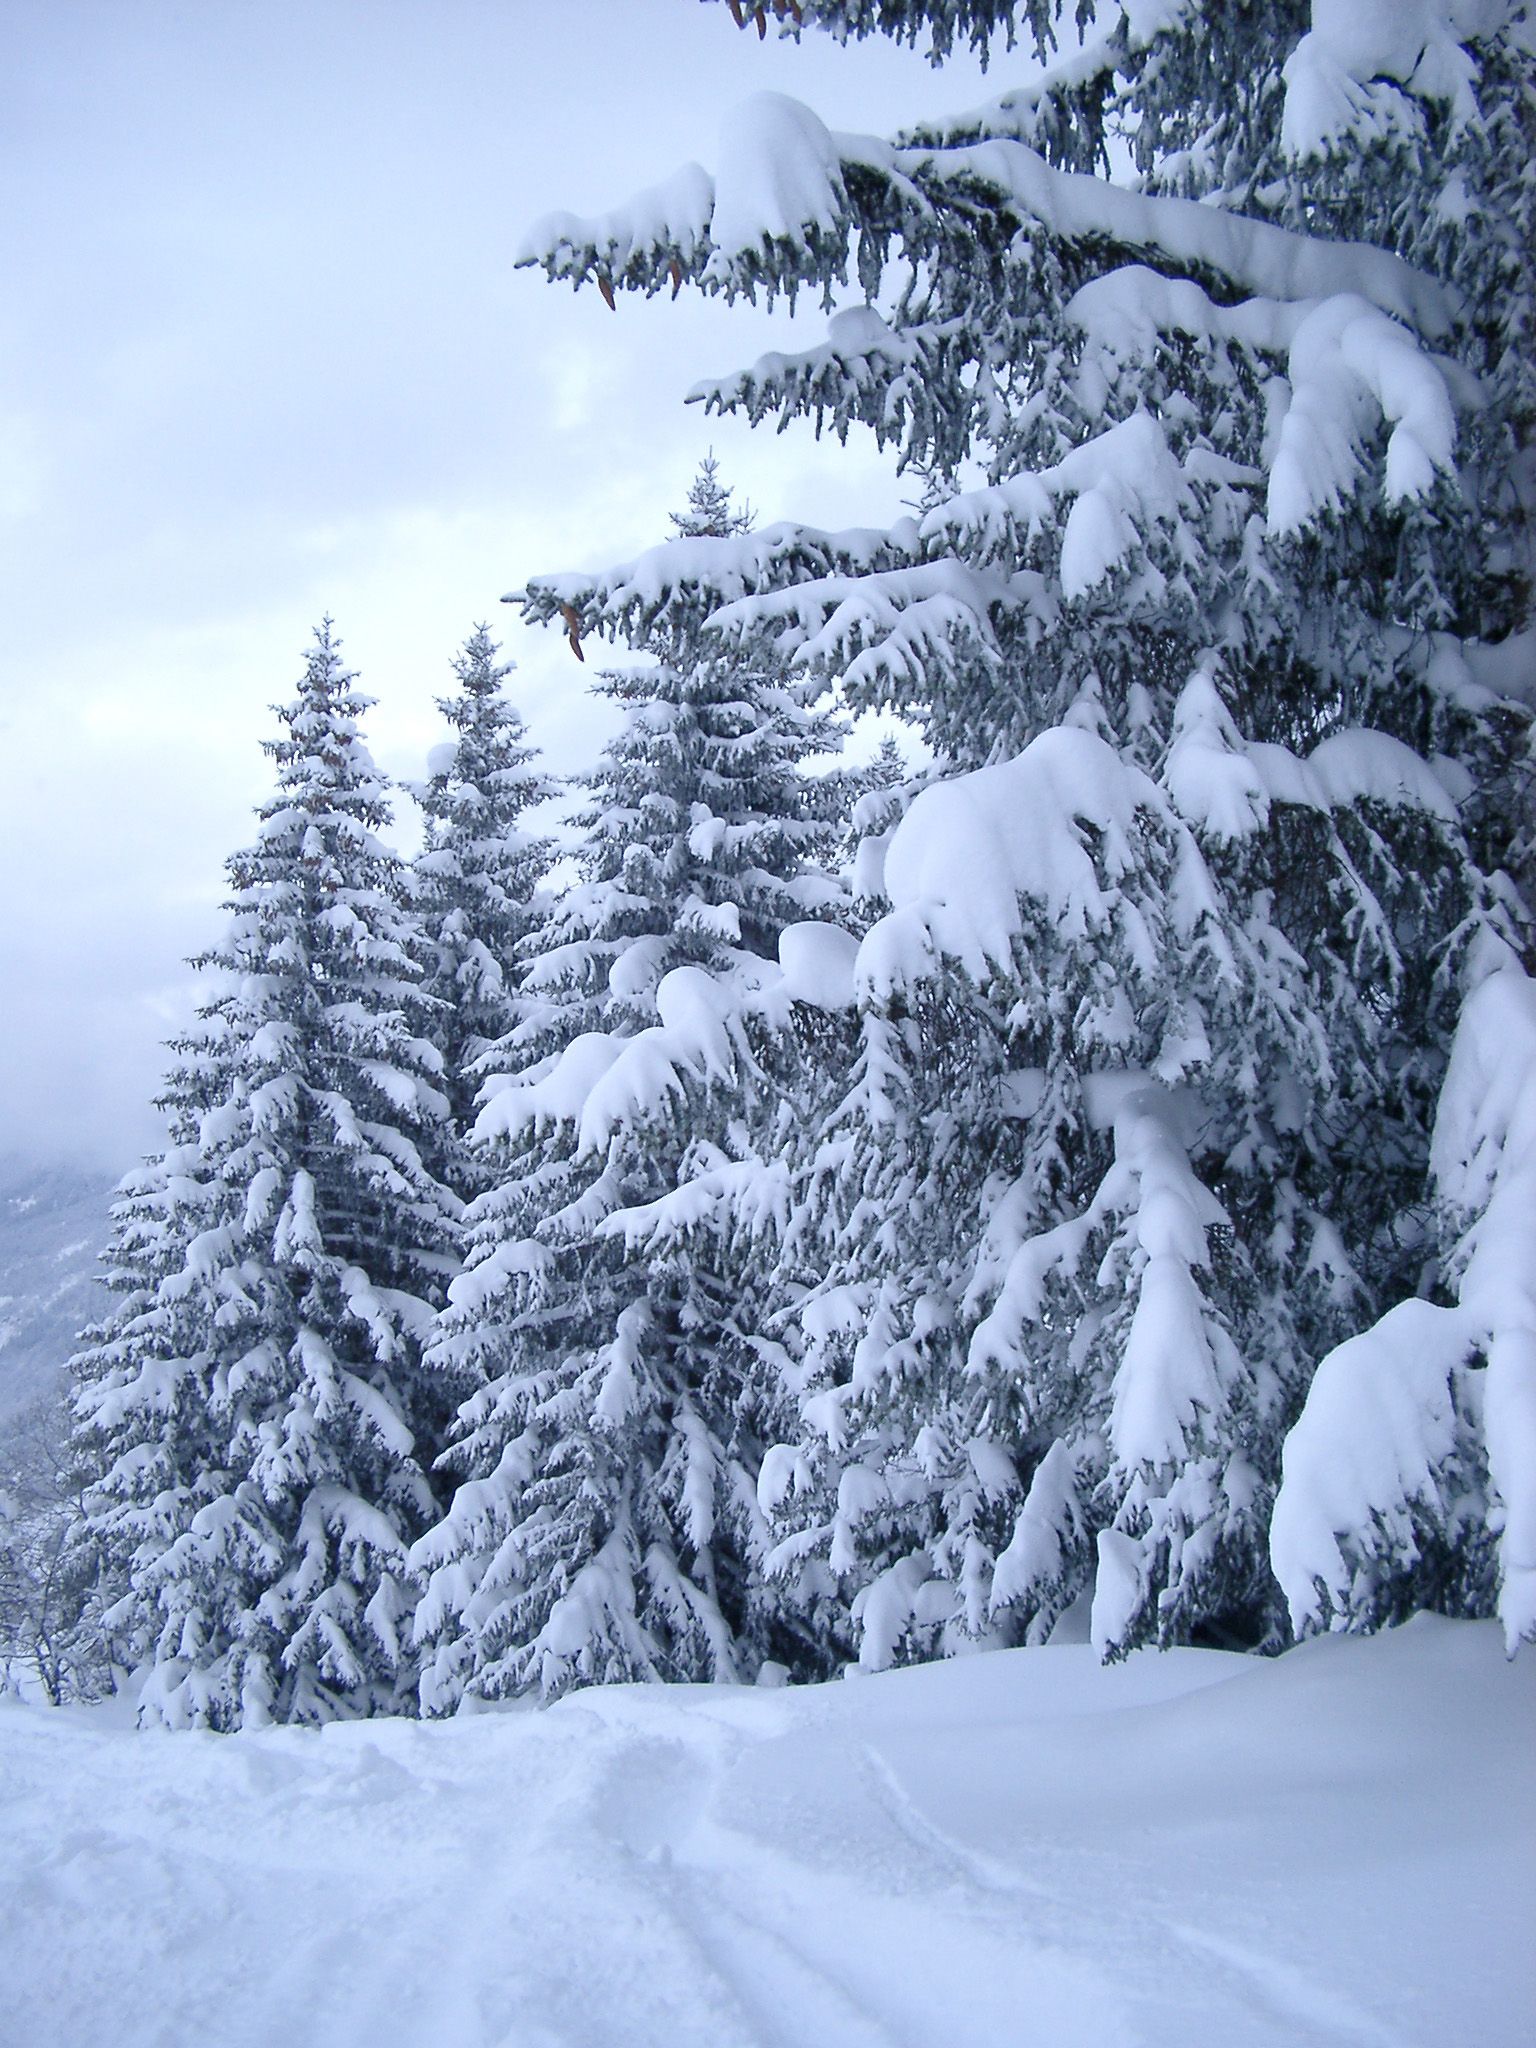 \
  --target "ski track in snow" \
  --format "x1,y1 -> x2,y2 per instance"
0,1618 -> 1531,2048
